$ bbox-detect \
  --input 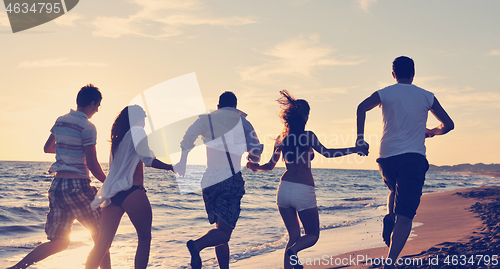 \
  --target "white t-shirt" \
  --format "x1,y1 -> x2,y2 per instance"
180,107 -> 263,189
91,126 -> 155,209
377,83 -> 434,158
